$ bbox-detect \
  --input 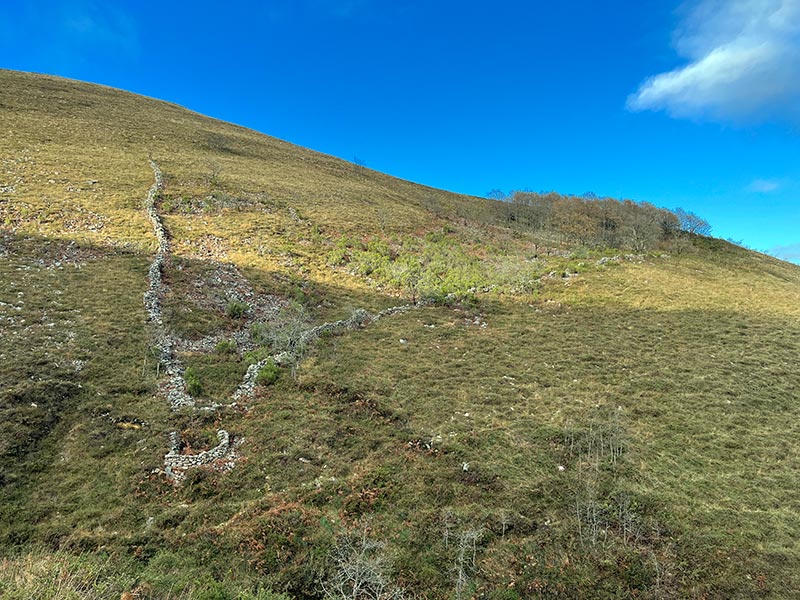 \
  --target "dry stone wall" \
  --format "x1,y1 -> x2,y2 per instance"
163,430 -> 240,483
143,160 -> 195,410
142,160 -> 236,481
141,160 -> 431,482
